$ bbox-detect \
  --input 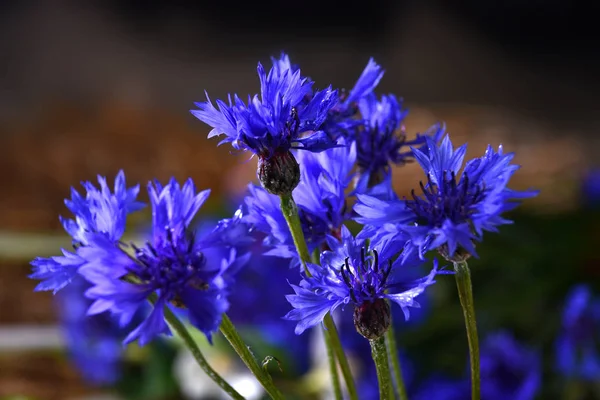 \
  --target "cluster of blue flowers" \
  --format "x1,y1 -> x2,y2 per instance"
30,52 -> 552,396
